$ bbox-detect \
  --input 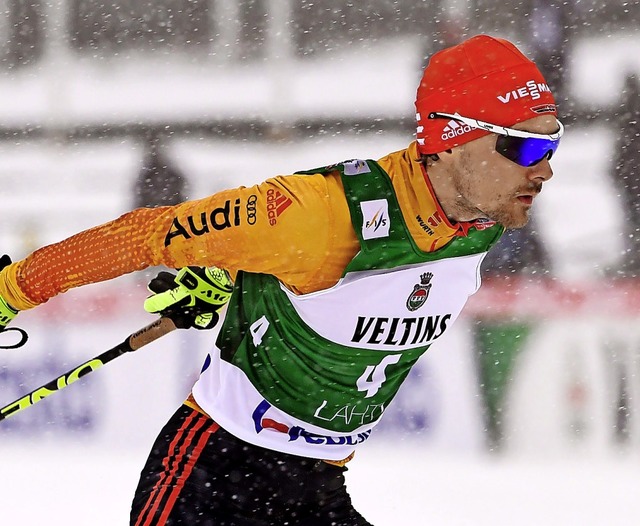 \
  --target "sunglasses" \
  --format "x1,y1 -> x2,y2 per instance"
427,112 -> 564,167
